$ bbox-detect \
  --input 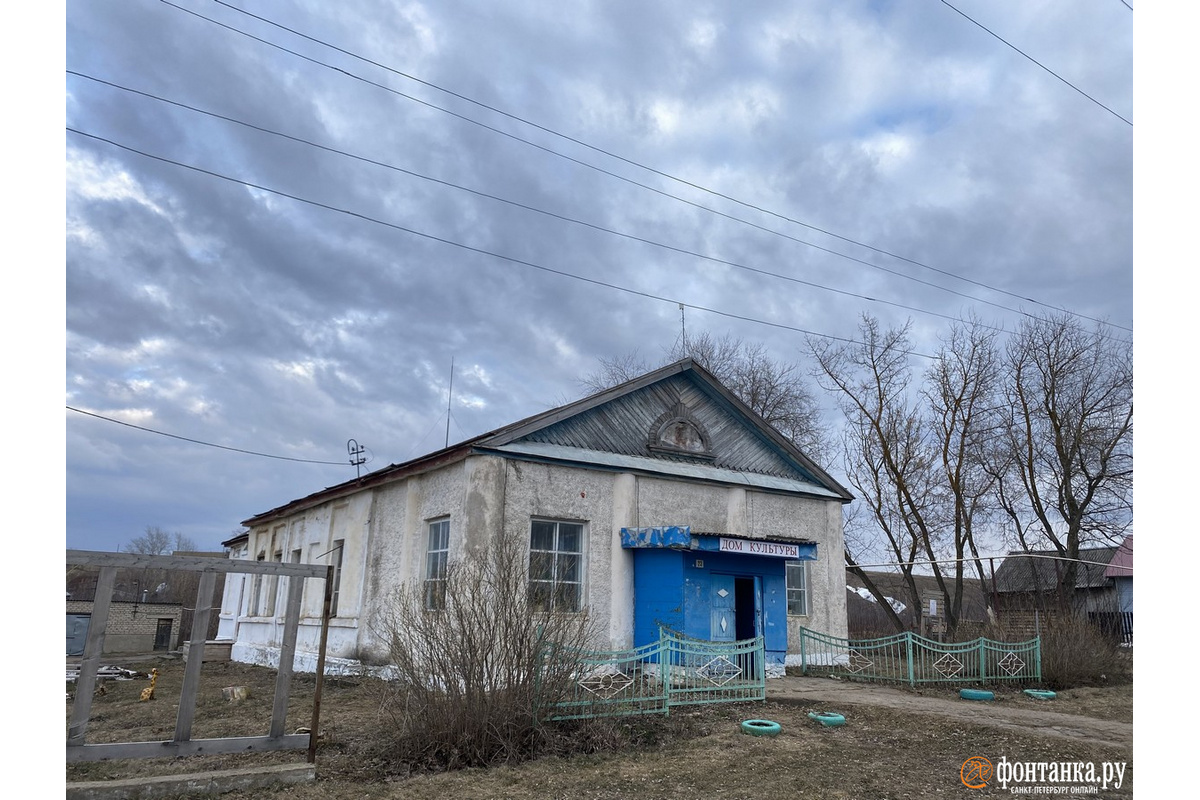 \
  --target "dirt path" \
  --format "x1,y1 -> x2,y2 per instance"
767,677 -> 1132,748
